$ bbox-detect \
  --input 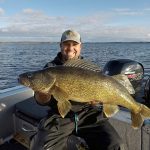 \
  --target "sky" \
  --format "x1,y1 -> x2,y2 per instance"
0,0 -> 150,42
